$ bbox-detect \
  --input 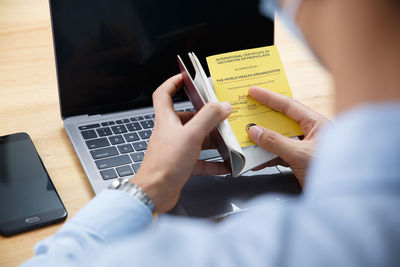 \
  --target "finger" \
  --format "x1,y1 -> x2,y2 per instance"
153,74 -> 183,120
248,125 -> 296,161
192,160 -> 229,176
248,87 -> 319,126
184,102 -> 231,138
